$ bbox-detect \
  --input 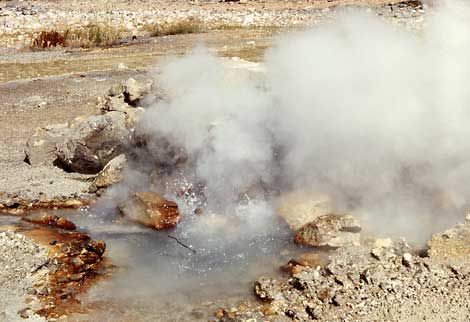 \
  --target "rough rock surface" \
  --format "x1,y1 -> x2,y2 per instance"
101,95 -> 133,113
24,123 -> 70,166
294,214 -> 361,248
90,154 -> 126,192
240,222 -> 470,322
56,111 -> 129,174
427,215 -> 470,265
119,191 -> 181,230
